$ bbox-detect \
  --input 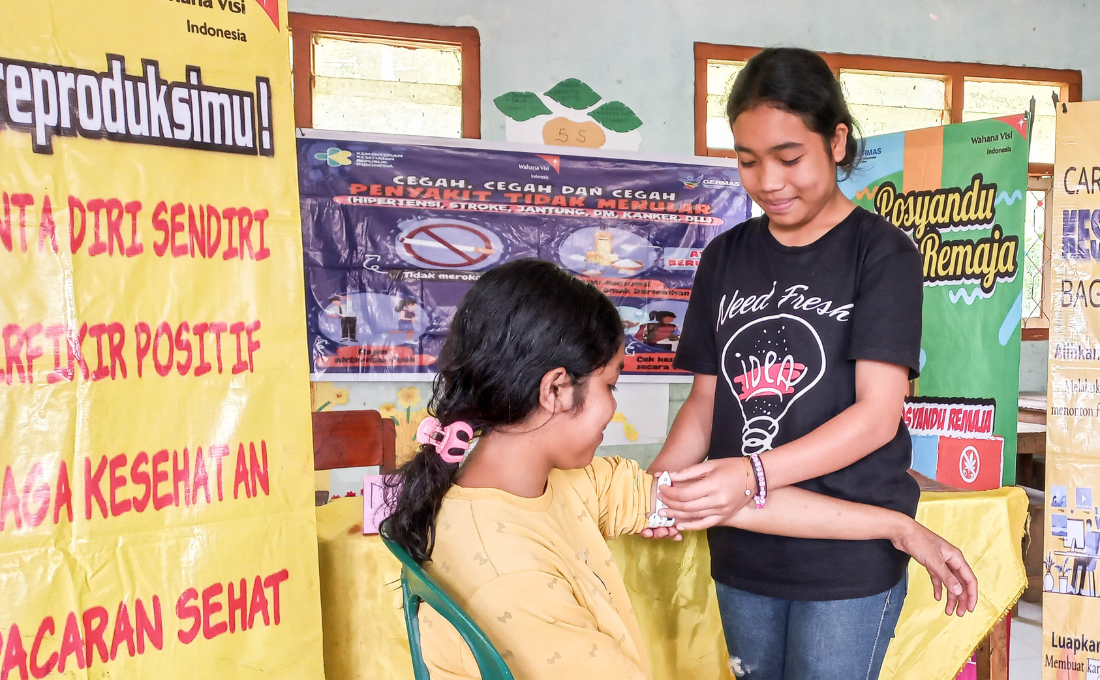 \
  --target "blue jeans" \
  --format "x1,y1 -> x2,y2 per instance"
715,577 -> 907,680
